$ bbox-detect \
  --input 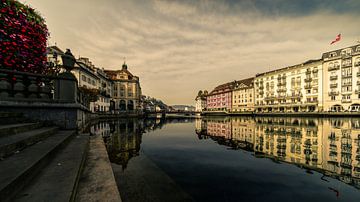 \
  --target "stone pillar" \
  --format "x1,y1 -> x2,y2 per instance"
54,72 -> 78,102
